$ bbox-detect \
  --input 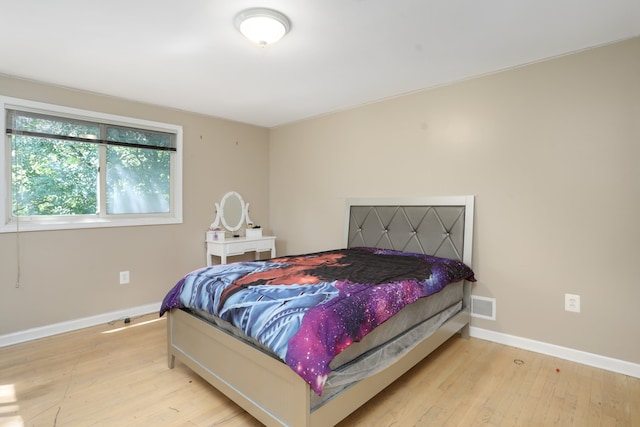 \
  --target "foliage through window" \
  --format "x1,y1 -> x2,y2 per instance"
1,97 -> 182,232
